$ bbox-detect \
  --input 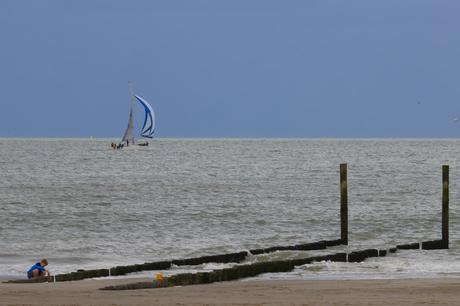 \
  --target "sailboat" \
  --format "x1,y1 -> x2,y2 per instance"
109,82 -> 155,150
